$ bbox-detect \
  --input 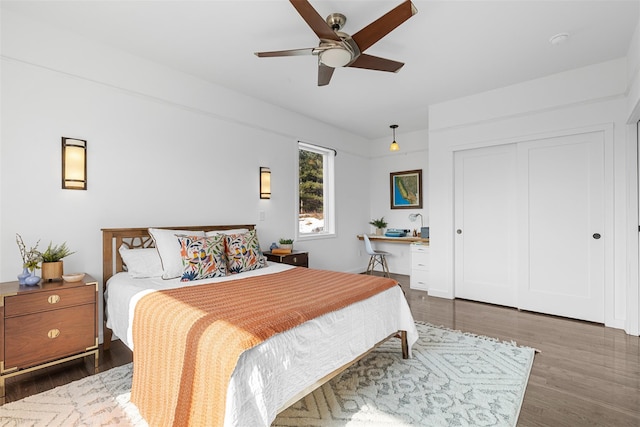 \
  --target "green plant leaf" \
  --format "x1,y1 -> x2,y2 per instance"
41,241 -> 75,262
